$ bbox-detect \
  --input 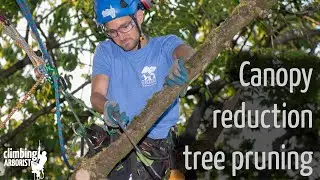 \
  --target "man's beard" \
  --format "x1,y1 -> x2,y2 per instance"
120,37 -> 140,51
